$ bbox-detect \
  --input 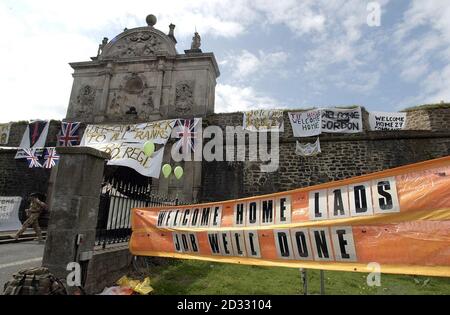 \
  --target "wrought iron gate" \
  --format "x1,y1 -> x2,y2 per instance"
95,178 -> 180,249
